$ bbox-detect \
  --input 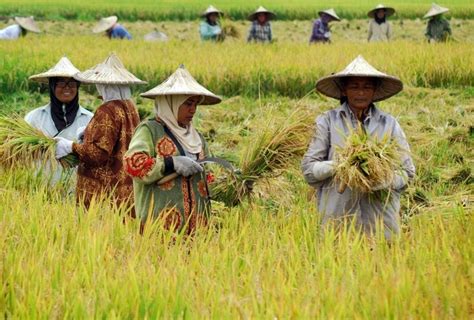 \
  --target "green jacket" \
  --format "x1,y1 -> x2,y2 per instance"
426,17 -> 451,42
